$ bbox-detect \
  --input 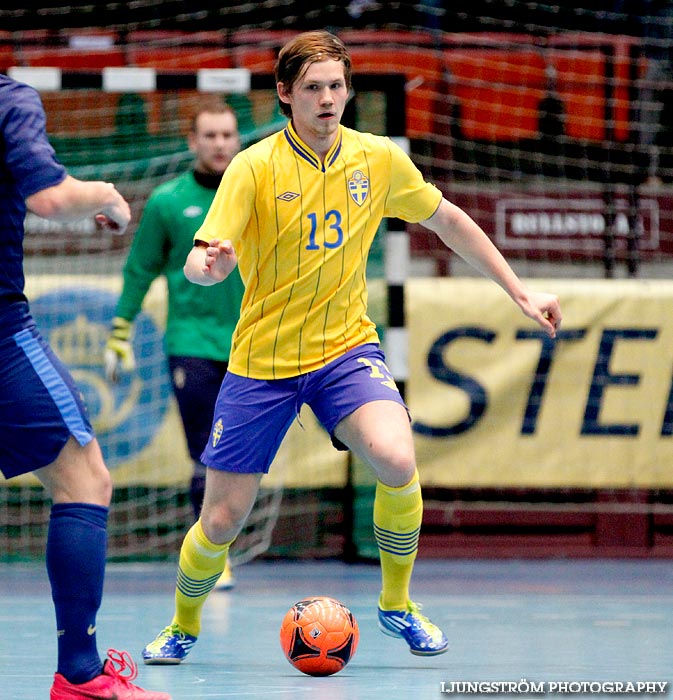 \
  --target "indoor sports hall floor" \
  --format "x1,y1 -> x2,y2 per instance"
1,559 -> 671,699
